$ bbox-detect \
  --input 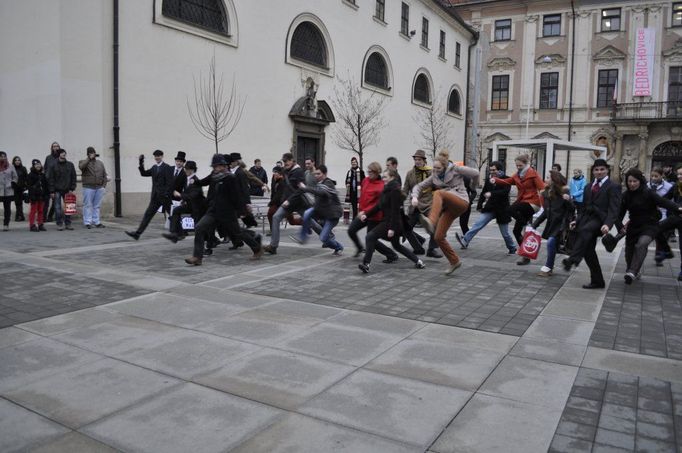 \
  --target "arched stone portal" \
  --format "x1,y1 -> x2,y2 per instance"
651,141 -> 682,170
288,79 -> 335,167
